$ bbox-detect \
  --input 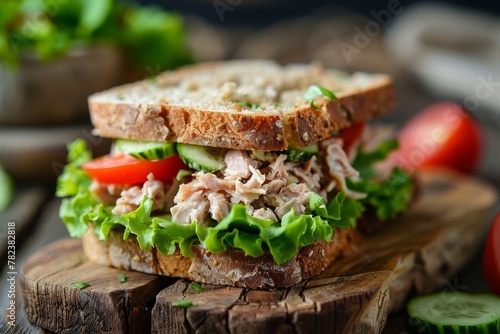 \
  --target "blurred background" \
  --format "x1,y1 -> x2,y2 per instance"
1,0 -> 499,331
